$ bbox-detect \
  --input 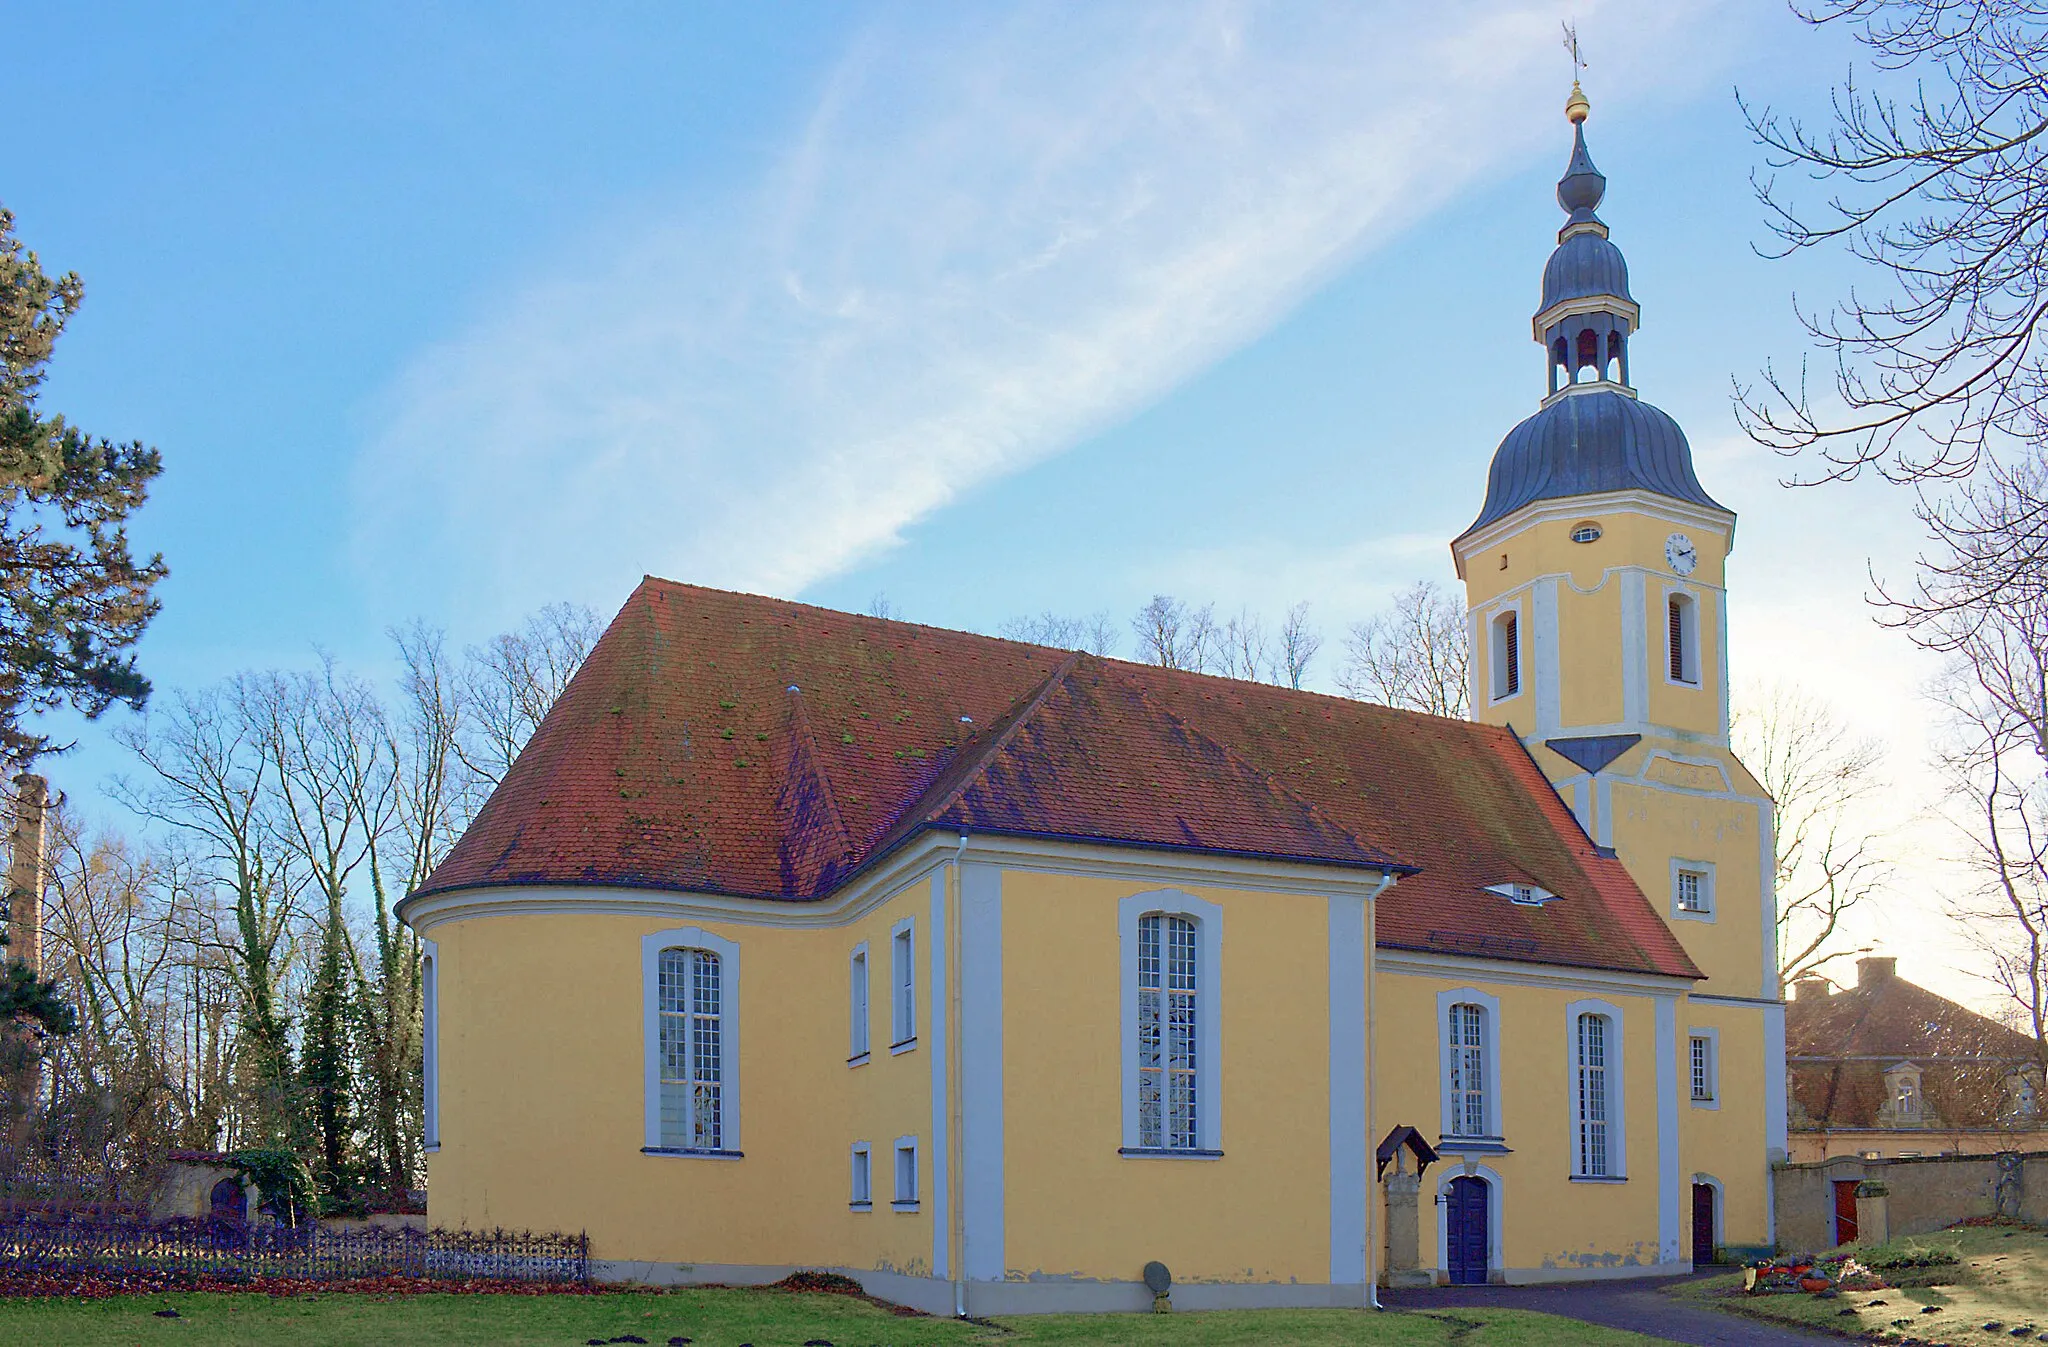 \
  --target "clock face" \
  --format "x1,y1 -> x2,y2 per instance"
1665,532 -> 1698,576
